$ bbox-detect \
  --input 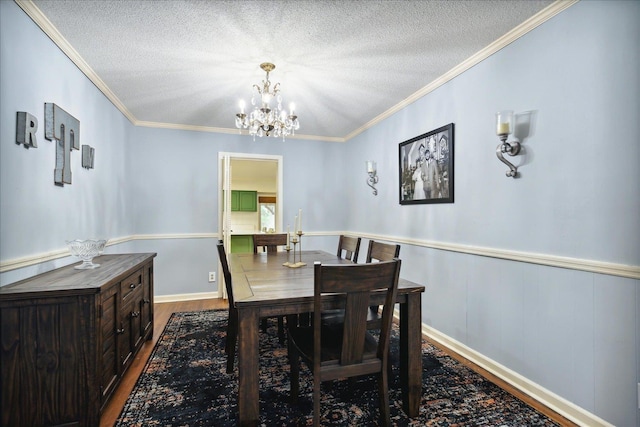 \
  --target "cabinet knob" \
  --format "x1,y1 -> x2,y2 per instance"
116,328 -> 125,334
143,299 -> 150,304
130,283 -> 136,289
131,311 -> 140,318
